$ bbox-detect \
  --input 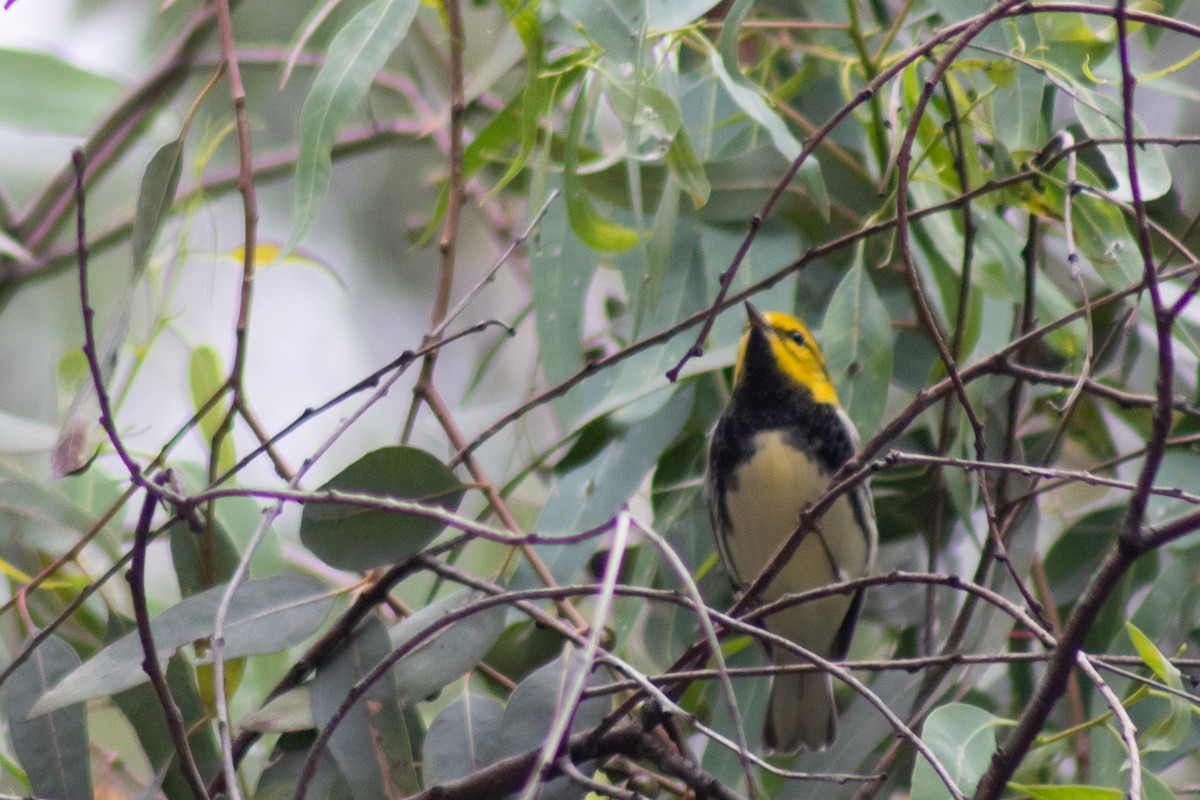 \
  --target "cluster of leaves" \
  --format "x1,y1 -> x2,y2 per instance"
2,0 -> 1200,799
